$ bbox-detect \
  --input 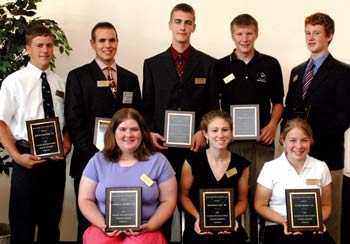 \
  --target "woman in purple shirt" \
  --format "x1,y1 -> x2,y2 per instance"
78,108 -> 177,244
